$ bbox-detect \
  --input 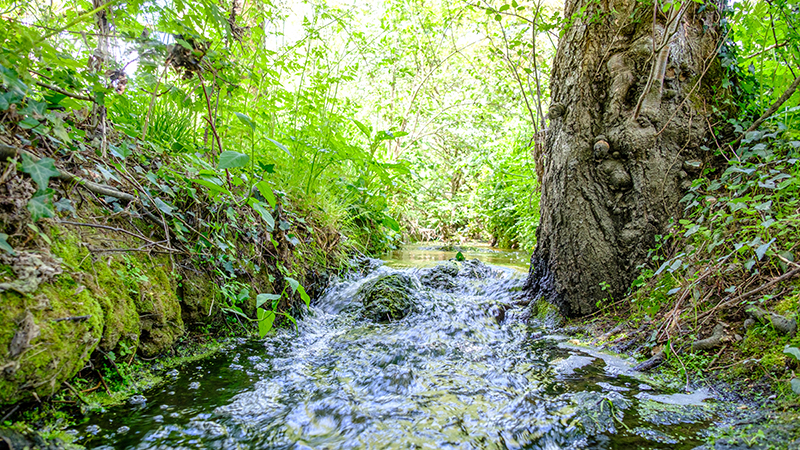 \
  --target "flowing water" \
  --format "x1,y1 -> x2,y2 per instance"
73,245 -> 720,449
